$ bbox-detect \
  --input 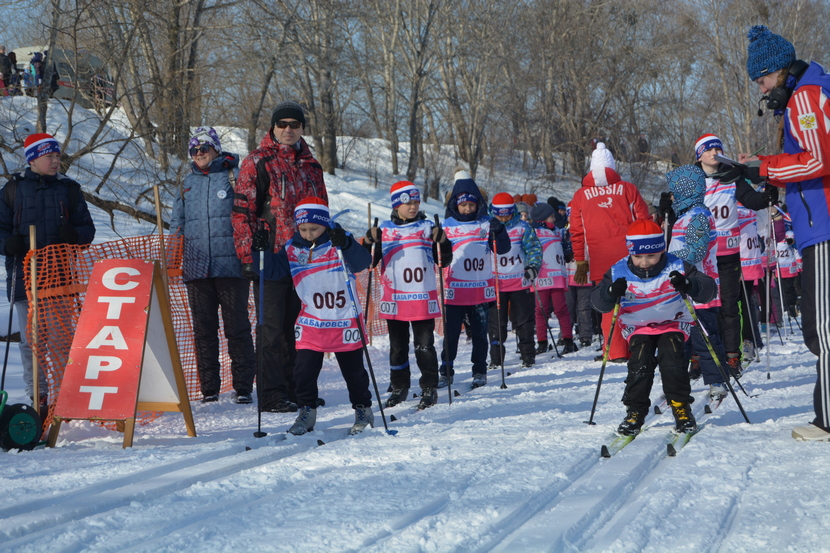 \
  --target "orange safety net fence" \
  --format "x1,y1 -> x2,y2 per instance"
22,234 -> 444,431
